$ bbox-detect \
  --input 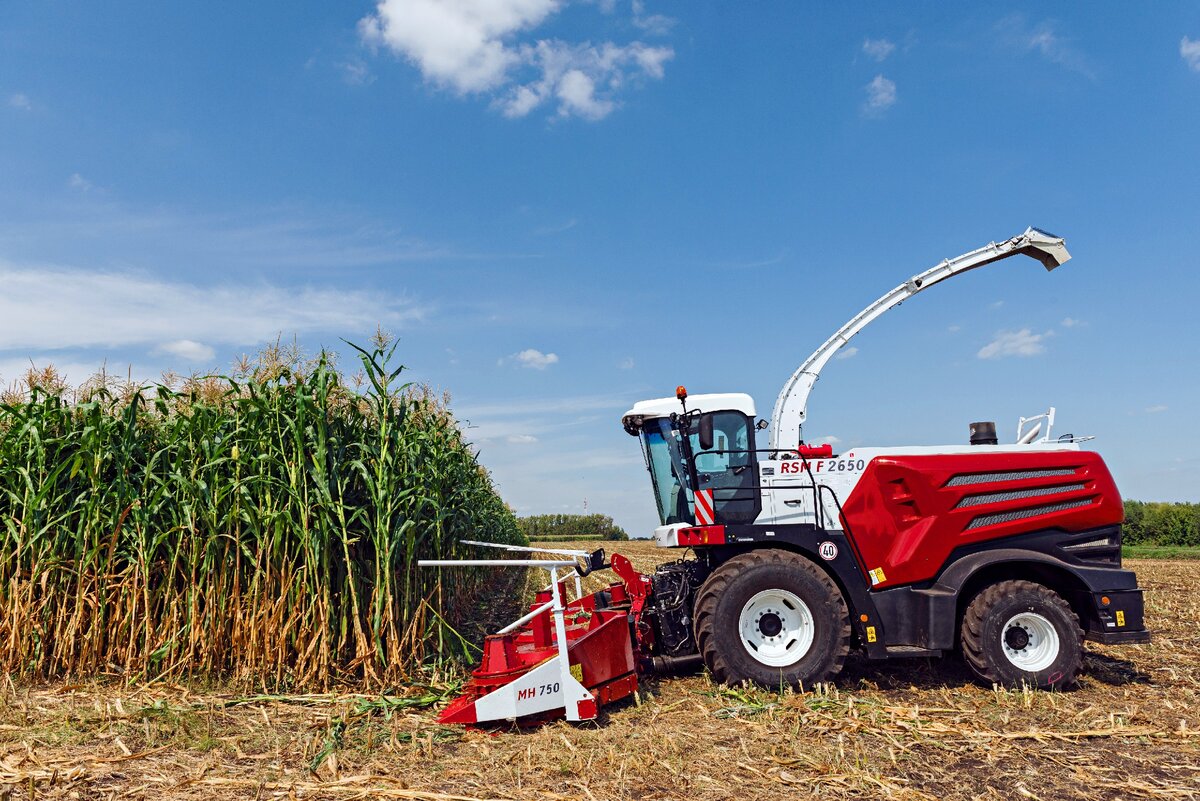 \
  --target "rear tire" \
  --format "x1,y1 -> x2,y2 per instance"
694,550 -> 850,689
960,579 -> 1083,689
